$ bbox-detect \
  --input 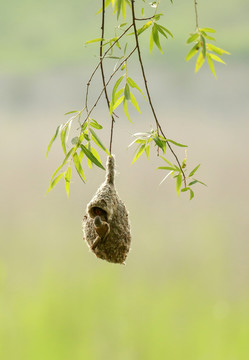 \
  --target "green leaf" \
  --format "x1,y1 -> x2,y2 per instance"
189,189 -> 194,200
86,143 -> 92,169
46,173 -> 65,194
62,148 -> 75,166
189,179 -> 207,186
207,44 -> 230,55
209,53 -> 226,64
166,139 -> 188,147
85,38 -> 104,45
127,77 -> 146,99
195,51 -> 205,73
96,0 -> 112,14
156,24 -> 168,39
157,166 -> 176,171
73,153 -> 86,182
64,165 -> 71,197
80,145 -> 105,170
46,125 -> 62,157
201,32 -> 216,41
153,135 -> 165,152
201,35 -> 206,58
136,21 -> 153,36
131,144 -> 146,164
89,128 -> 110,155
121,0 -> 126,21
200,27 -> 216,33
124,83 -> 131,100
130,92 -> 141,113
71,137 -> 79,145
160,156 -> 173,167
123,98 -> 132,123
89,119 -> 103,129
206,53 -> 216,78
117,0 -> 122,19
152,25 -> 163,53
186,33 -> 199,44
111,95 -> 125,114
189,164 -> 201,177
90,147 -> 103,165
145,144 -> 150,159
112,75 -> 125,101
60,125 -> 68,155
185,43 -> 200,61
181,187 -> 190,192
64,110 -> 79,115
149,31 -> 154,55
157,25 -> 174,38
176,173 -> 182,195
78,149 -> 84,162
